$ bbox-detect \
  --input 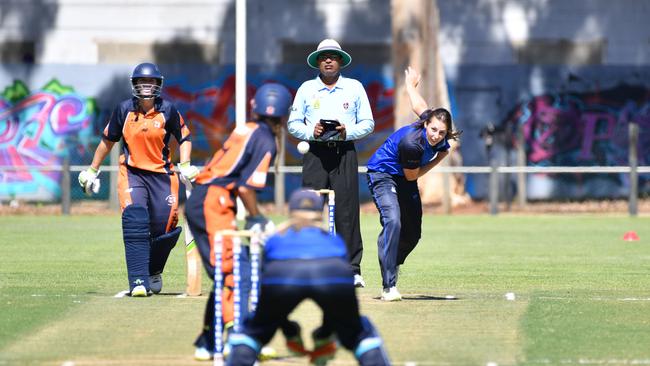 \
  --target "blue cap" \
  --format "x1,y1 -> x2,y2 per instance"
288,189 -> 323,213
